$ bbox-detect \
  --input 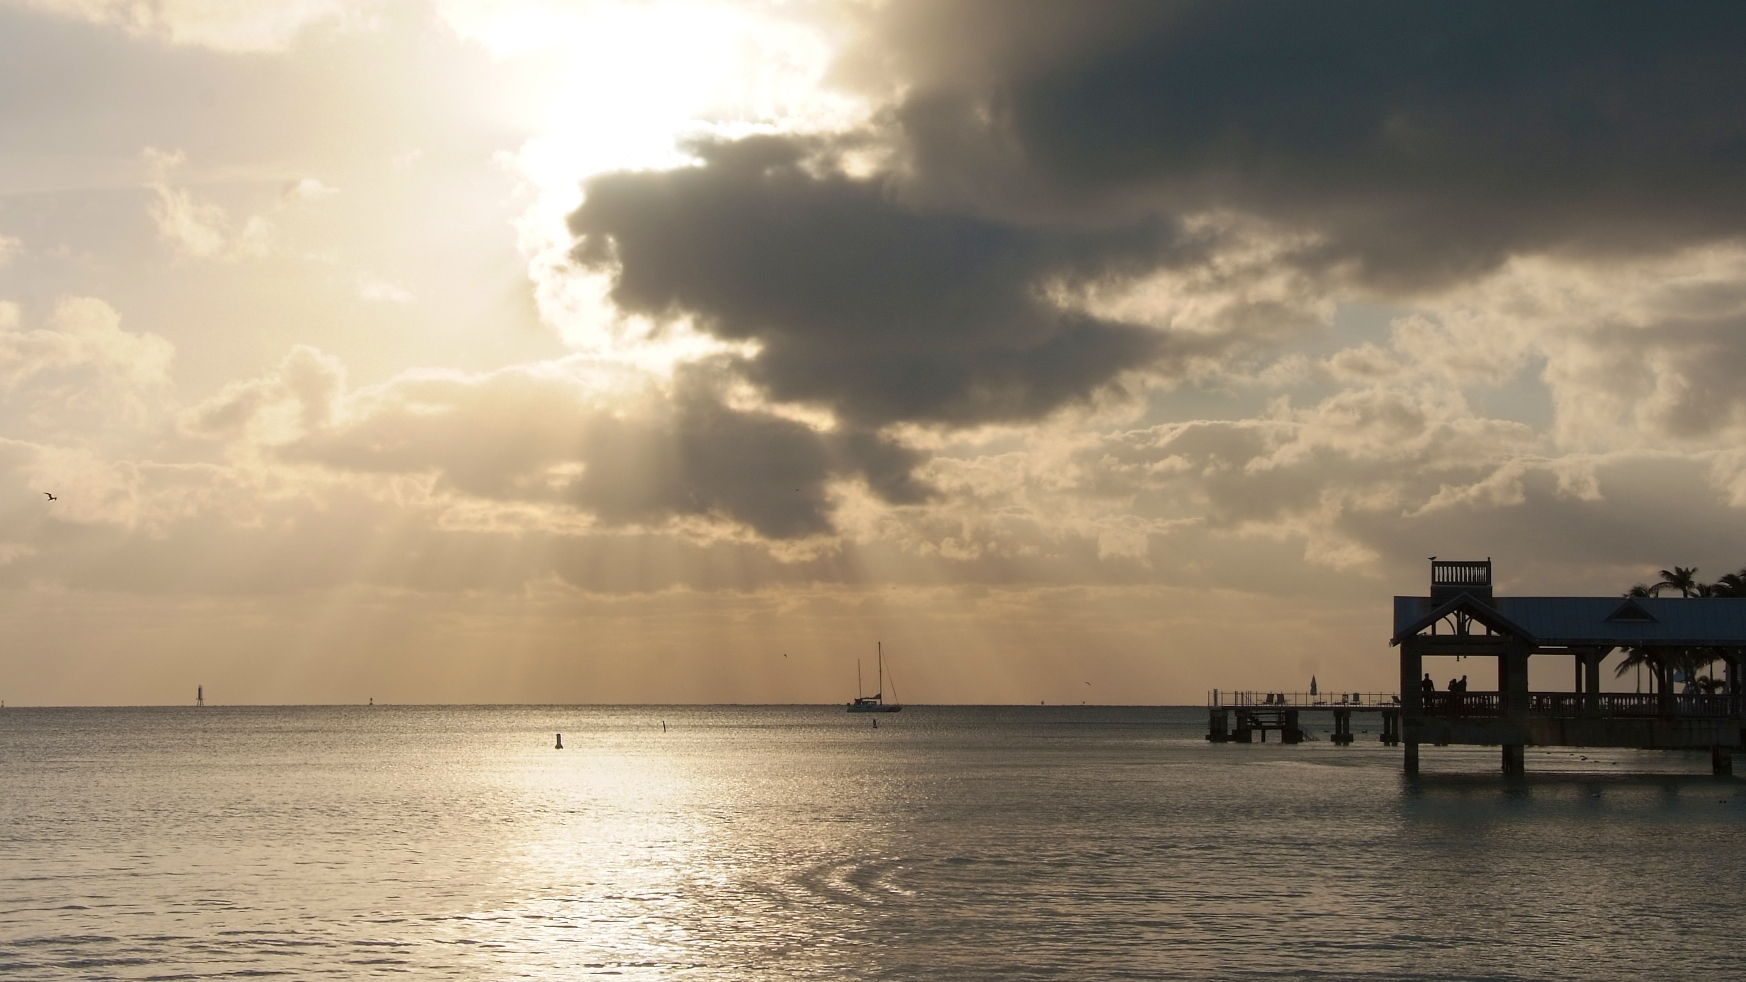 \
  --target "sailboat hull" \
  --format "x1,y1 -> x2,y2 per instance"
846,703 -> 902,713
